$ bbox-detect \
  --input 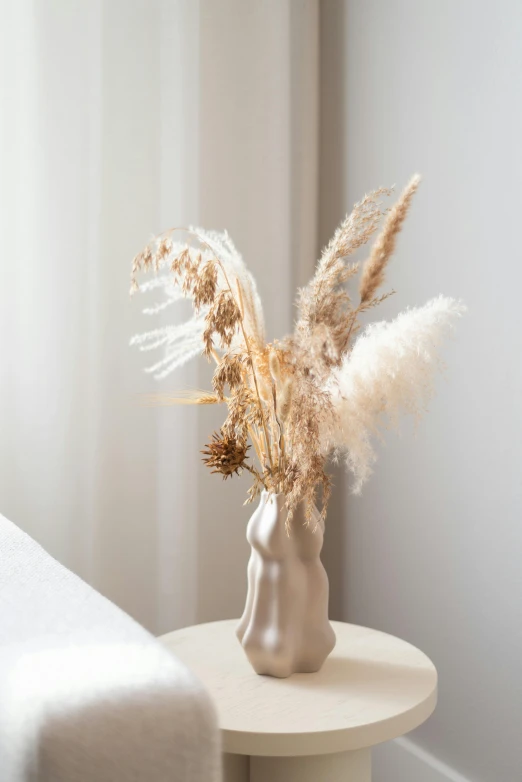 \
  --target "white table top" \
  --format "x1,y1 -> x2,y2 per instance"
160,619 -> 437,757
